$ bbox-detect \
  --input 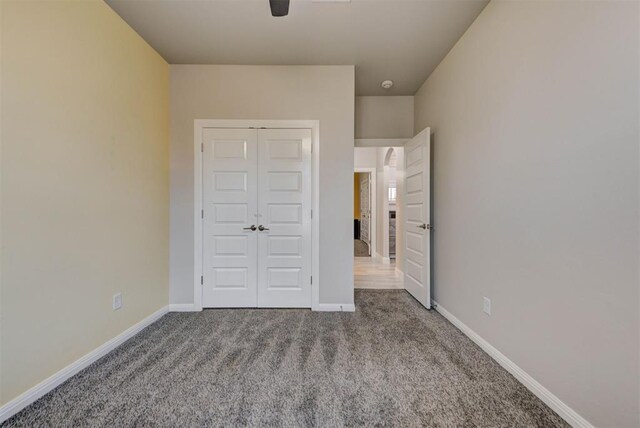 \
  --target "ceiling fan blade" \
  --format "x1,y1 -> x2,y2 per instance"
269,0 -> 290,17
